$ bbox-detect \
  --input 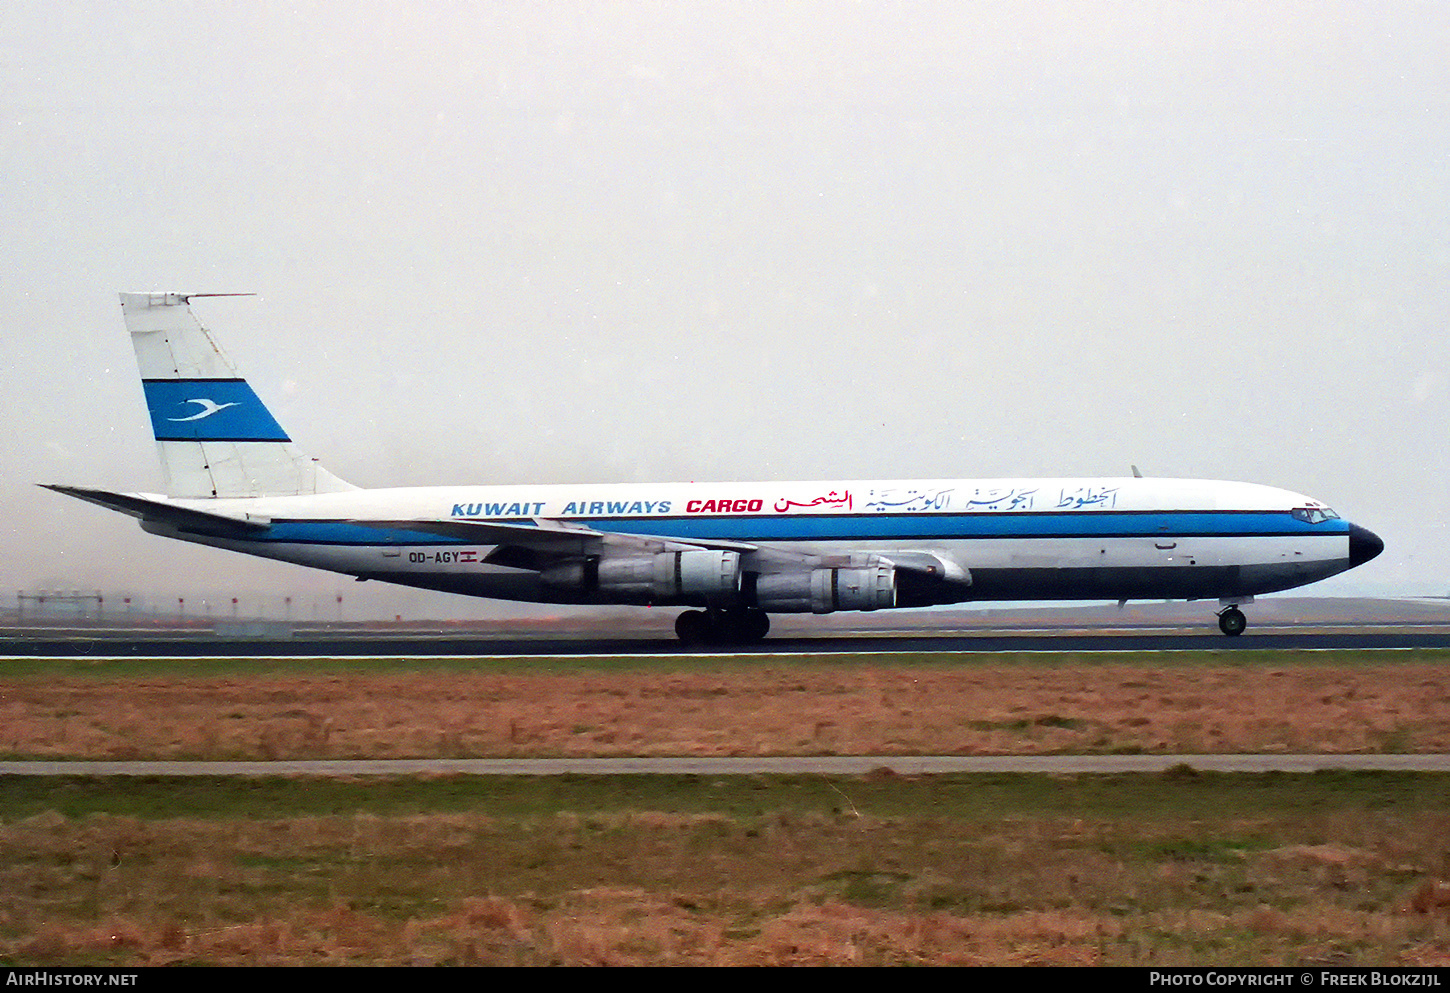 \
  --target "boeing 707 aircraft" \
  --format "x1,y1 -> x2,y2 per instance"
44,293 -> 1384,642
